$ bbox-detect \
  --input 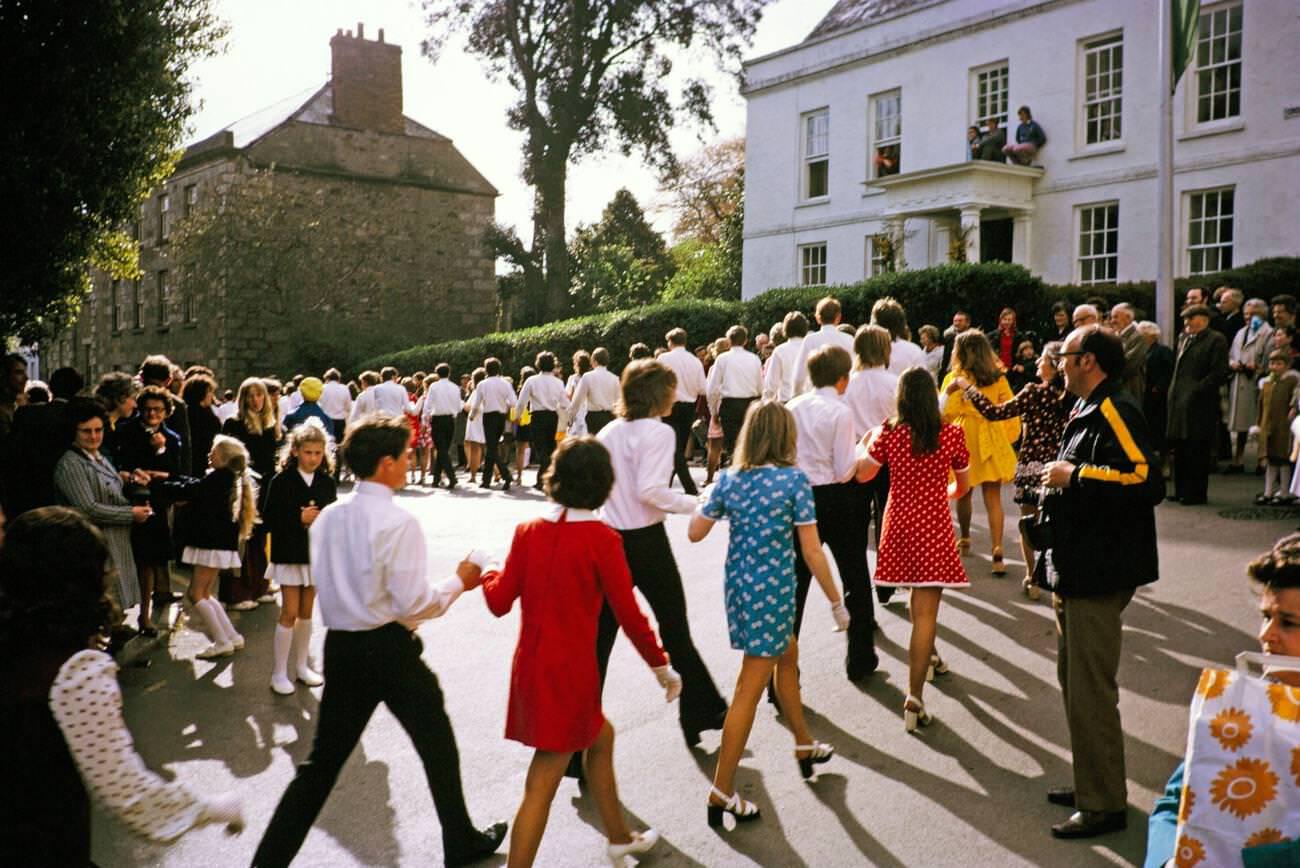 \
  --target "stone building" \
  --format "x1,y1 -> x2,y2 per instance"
741,0 -> 1300,296
46,24 -> 498,385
